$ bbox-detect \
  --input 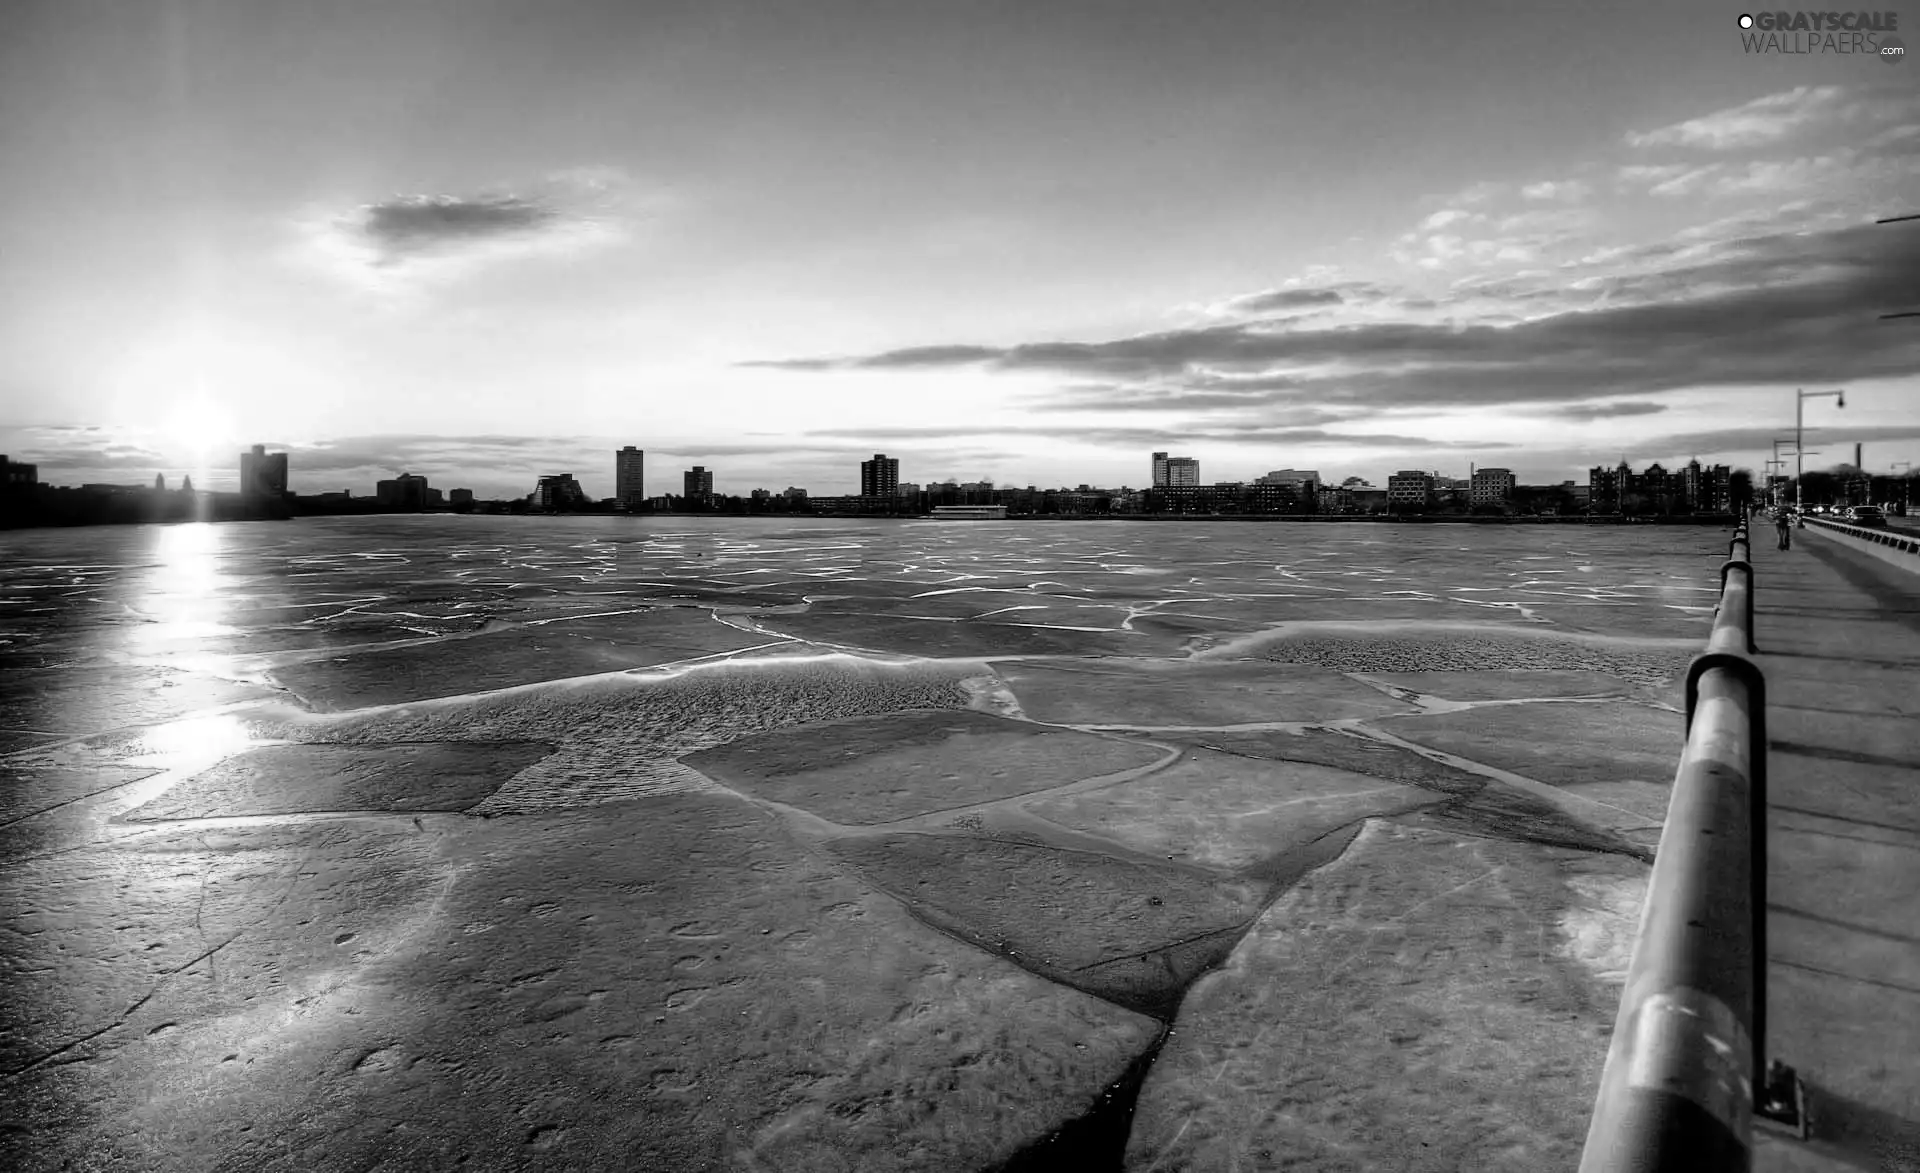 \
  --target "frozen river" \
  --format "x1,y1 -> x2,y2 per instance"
1,515 -> 1723,1170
